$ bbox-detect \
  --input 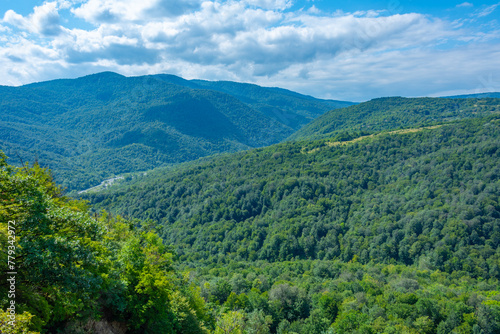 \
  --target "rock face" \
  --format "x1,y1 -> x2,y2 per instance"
65,319 -> 127,334
87,320 -> 127,334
